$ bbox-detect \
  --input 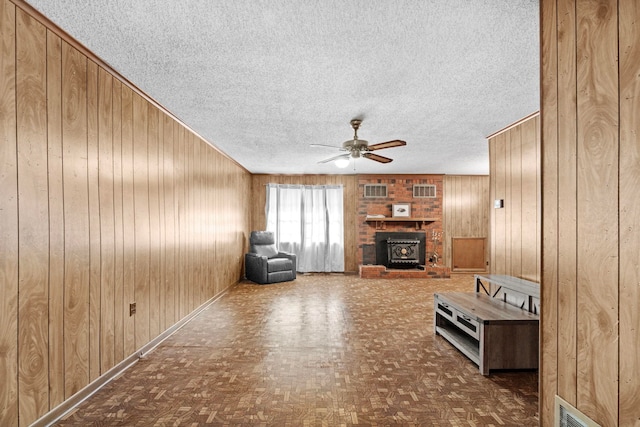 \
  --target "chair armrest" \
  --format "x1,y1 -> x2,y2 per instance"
277,251 -> 295,258
276,252 -> 297,275
245,253 -> 269,283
